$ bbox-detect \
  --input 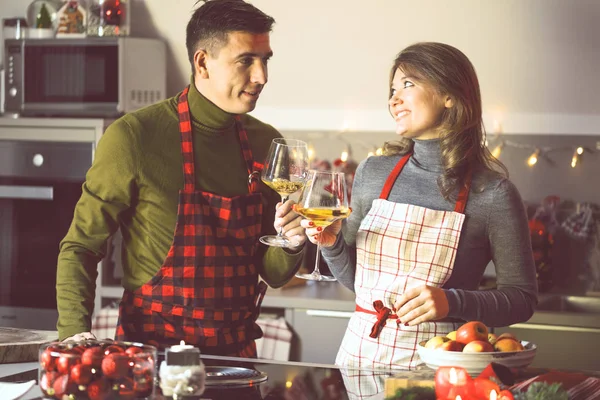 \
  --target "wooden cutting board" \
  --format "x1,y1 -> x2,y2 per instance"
0,328 -> 58,364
